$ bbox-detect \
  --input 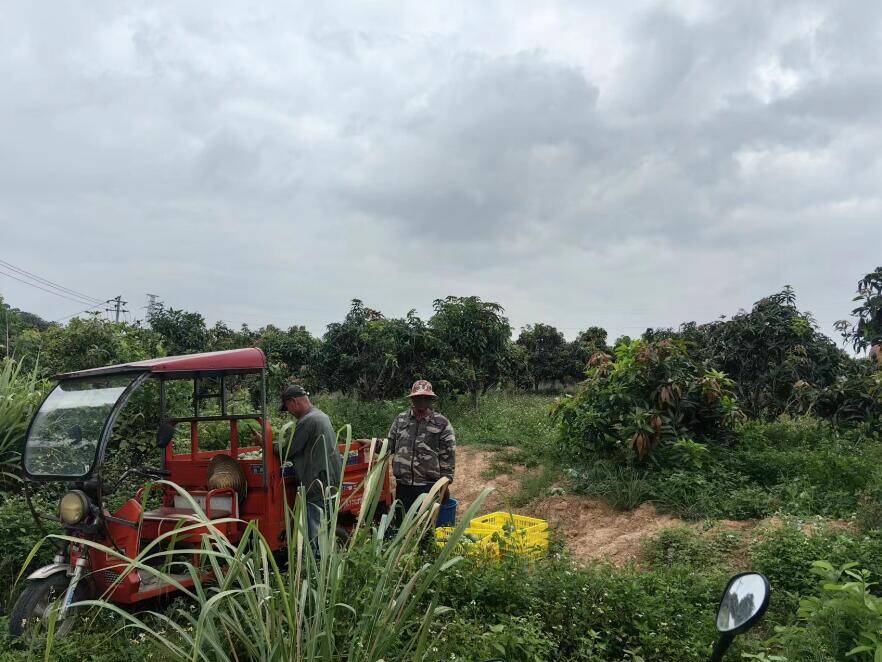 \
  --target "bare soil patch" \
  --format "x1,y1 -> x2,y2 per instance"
453,446 -> 855,566
453,445 -> 525,516
453,446 -> 687,565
